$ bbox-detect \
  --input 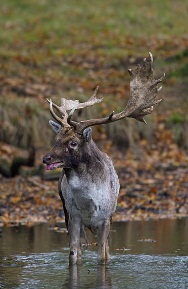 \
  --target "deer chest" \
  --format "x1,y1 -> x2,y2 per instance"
62,174 -> 116,226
